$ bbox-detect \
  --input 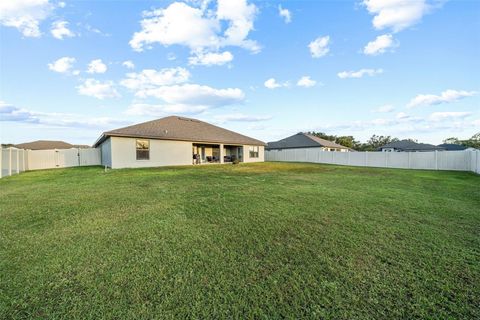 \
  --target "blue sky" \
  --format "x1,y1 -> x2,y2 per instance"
1,0 -> 479,145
